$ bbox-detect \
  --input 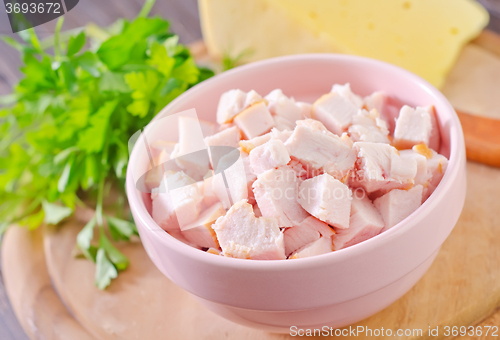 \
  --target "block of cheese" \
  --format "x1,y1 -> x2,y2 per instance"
199,0 -> 488,87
